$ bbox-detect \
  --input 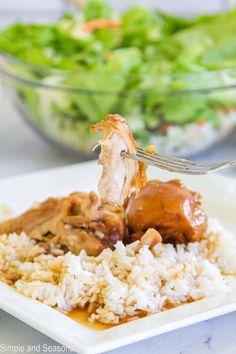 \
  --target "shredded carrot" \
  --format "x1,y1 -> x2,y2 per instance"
81,19 -> 120,32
